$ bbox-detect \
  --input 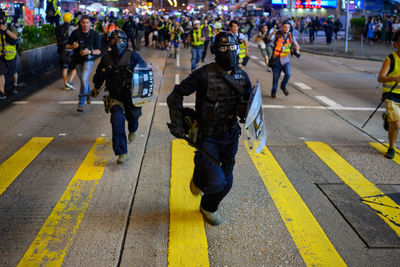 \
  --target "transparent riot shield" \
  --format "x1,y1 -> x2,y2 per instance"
131,62 -> 163,106
245,80 -> 267,153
